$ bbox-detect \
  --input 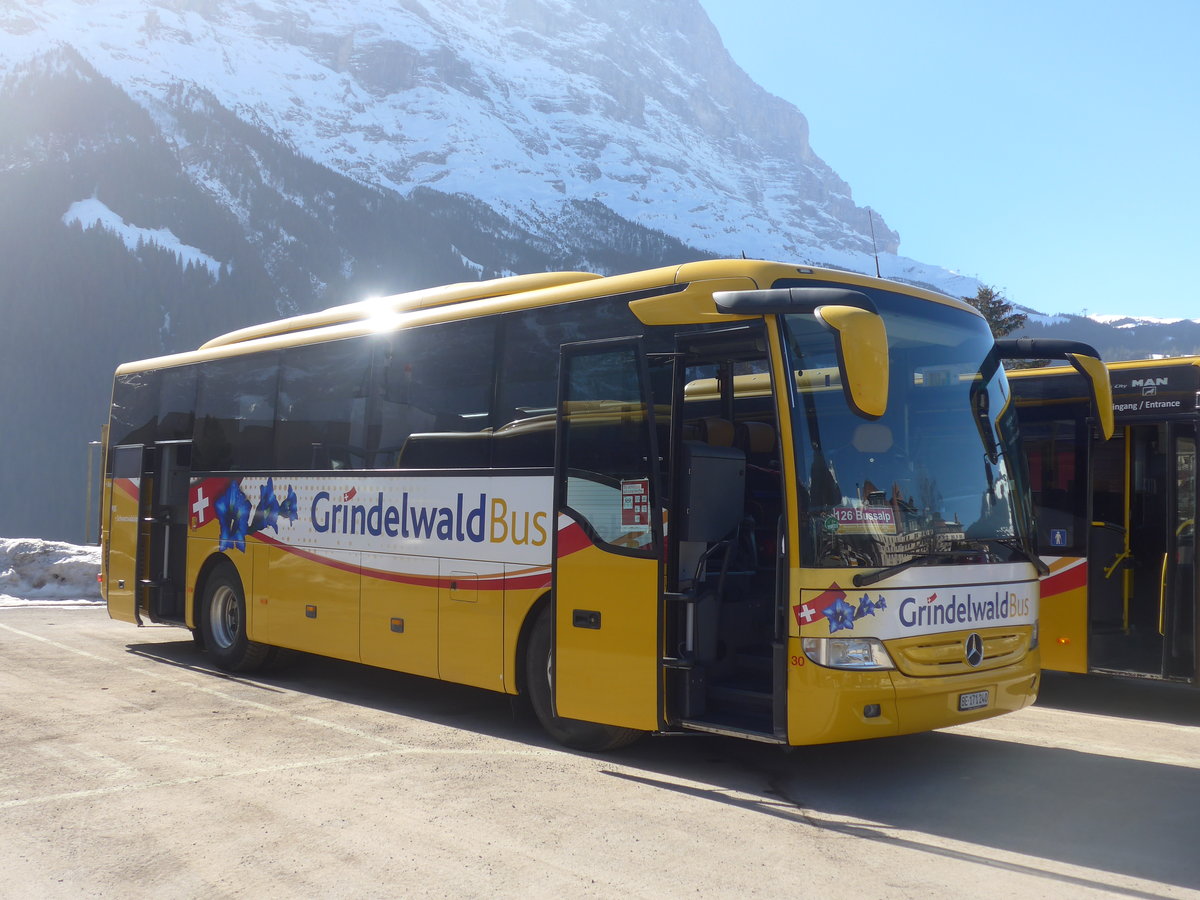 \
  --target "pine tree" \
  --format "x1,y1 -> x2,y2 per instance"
964,285 -> 1027,337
